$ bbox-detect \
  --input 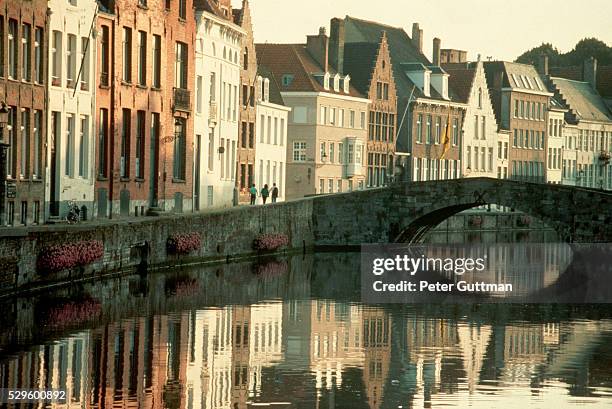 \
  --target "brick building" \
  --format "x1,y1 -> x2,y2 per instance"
0,0 -> 48,226
484,61 -> 552,182
339,32 -> 398,187
234,0 -> 259,204
95,0 -> 195,218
